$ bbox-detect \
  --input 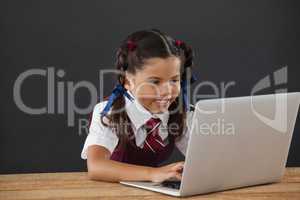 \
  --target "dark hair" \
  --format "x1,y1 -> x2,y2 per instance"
101,28 -> 194,149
